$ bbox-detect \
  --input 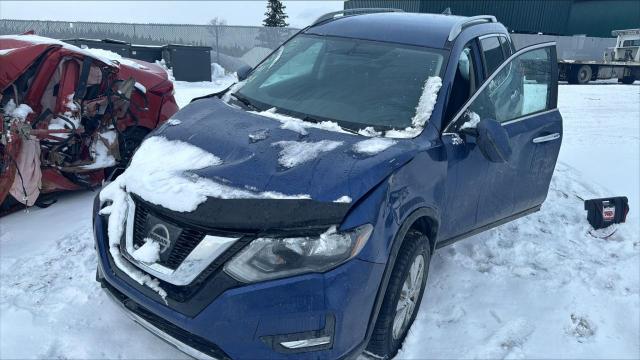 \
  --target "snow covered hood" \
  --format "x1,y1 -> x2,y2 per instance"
151,97 -> 420,213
